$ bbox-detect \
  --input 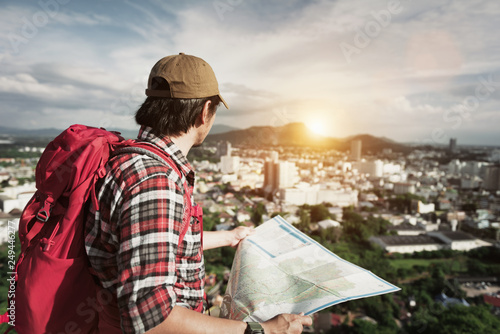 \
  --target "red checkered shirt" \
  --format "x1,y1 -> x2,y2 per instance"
85,126 -> 204,333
